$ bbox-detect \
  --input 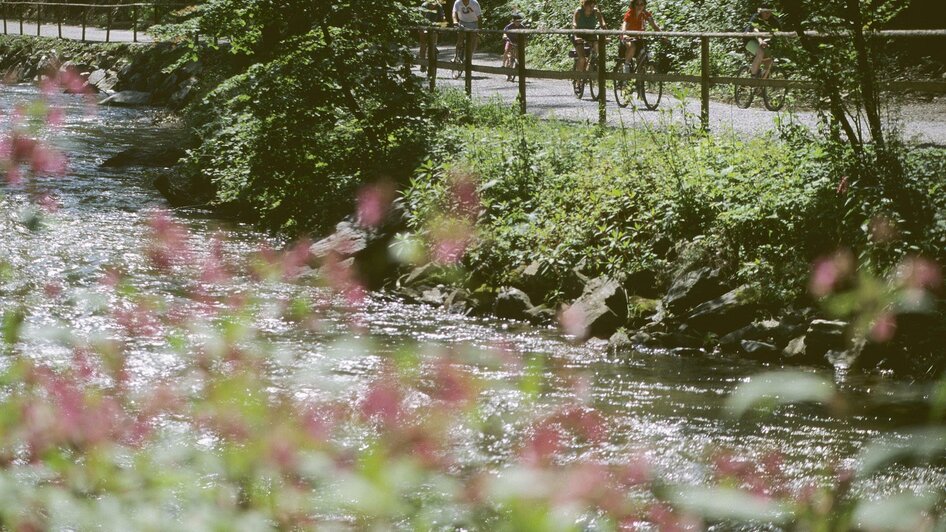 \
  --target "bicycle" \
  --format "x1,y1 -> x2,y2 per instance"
613,40 -> 663,110
452,29 -> 468,80
569,38 -> 599,100
734,55 -> 788,111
